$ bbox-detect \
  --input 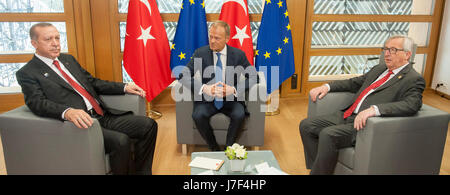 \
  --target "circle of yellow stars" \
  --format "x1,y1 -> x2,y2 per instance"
173,0 -> 206,61
256,0 -> 291,60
